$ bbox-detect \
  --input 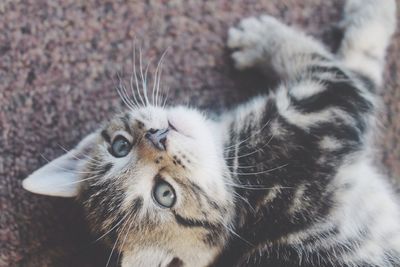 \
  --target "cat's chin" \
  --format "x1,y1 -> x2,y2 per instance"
121,246 -> 217,267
